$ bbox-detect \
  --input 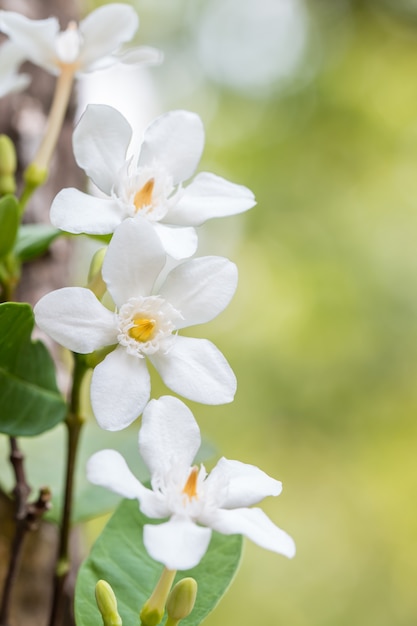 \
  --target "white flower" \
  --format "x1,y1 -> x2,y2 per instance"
0,4 -> 161,77
34,217 -> 237,430
49,105 -> 256,259
0,40 -> 30,97
87,395 -> 296,571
